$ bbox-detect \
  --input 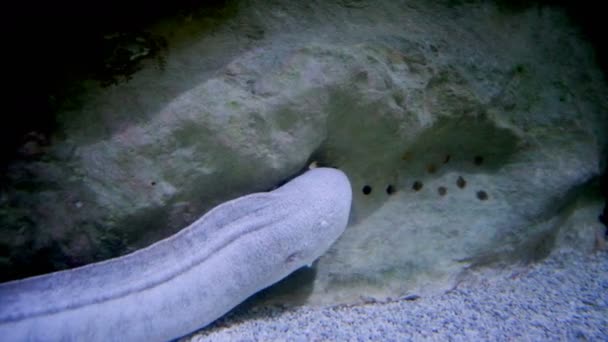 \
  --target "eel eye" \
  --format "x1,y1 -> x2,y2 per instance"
285,251 -> 302,264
